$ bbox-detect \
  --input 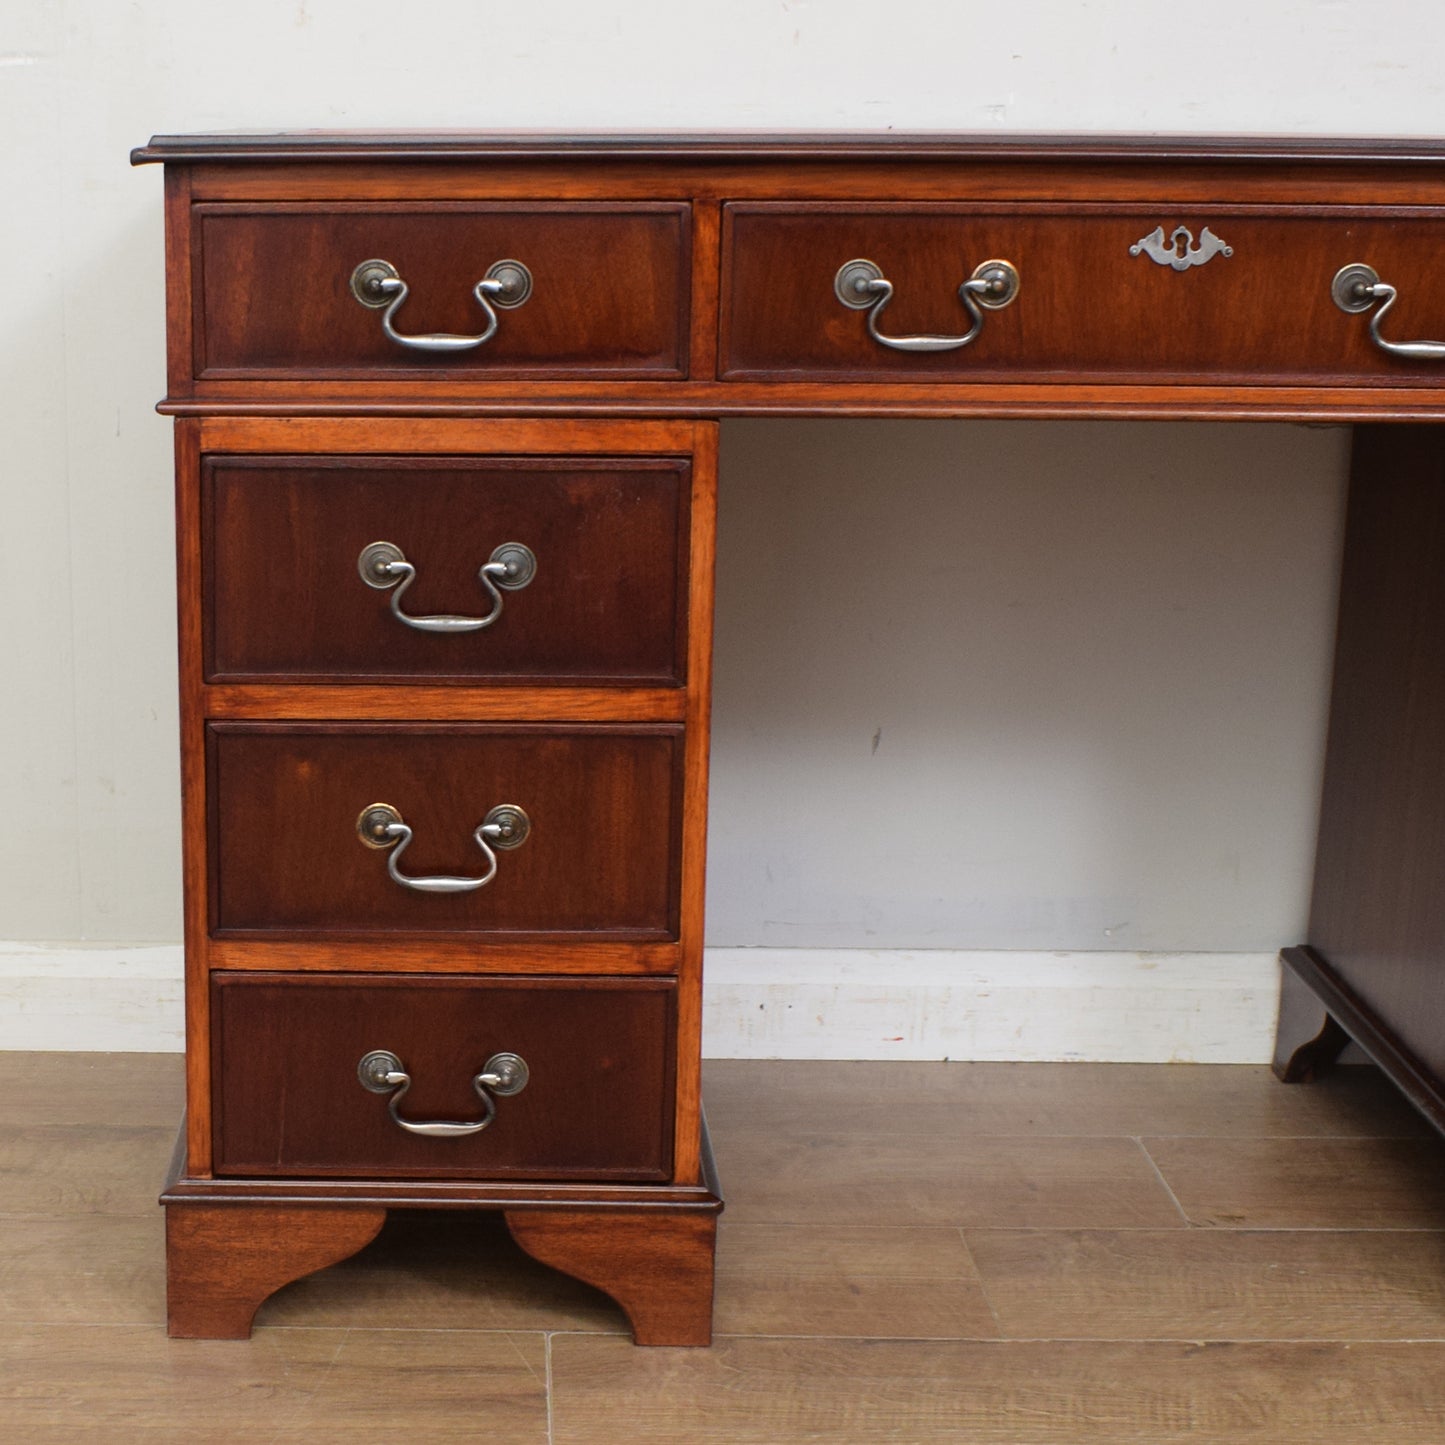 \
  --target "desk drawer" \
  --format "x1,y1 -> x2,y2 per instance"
721,203 -> 1445,384
209,723 -> 683,939
212,973 -> 676,1179
193,202 -> 690,380
204,455 -> 690,684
